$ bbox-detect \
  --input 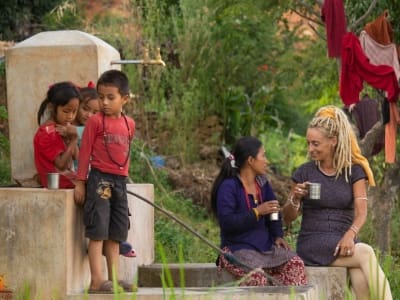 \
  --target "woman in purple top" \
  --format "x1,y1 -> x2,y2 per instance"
211,136 -> 307,286
283,106 -> 392,300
